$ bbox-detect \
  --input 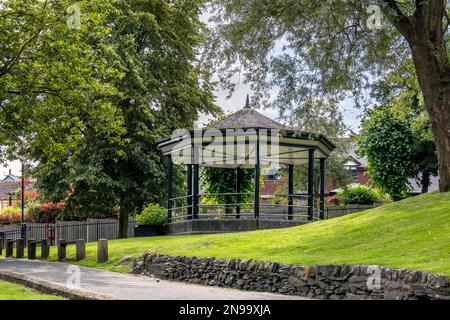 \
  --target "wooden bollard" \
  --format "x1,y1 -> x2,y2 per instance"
16,238 -> 25,258
27,239 -> 37,260
97,239 -> 108,263
41,239 -> 50,260
57,239 -> 67,261
76,239 -> 86,261
6,239 -> 14,258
